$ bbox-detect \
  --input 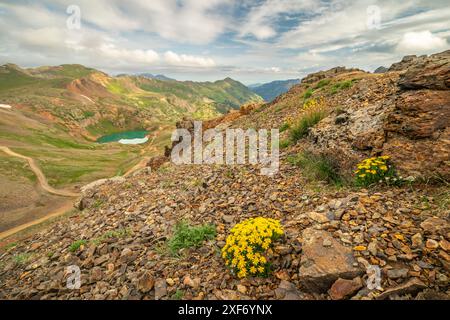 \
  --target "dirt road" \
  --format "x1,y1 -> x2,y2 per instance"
0,201 -> 75,240
0,146 -> 79,197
